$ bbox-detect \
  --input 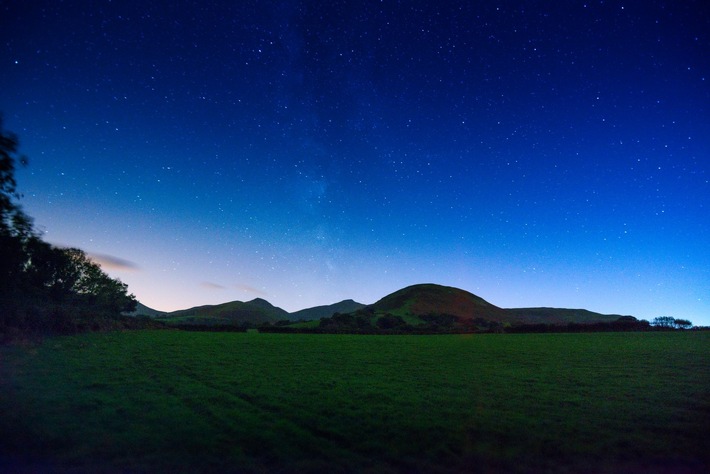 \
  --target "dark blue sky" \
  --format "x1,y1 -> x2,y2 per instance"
2,1 -> 708,323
